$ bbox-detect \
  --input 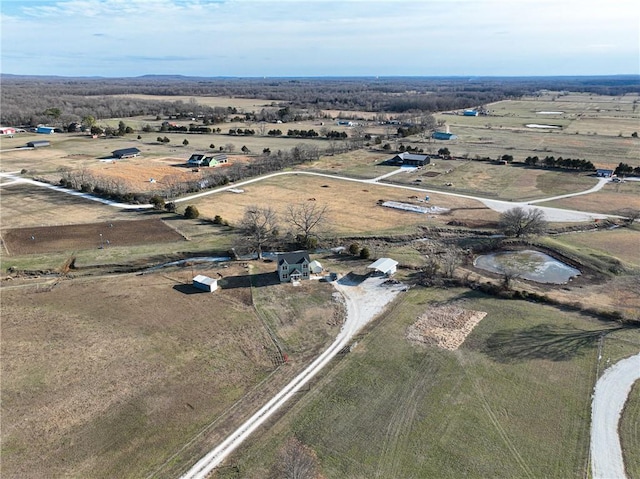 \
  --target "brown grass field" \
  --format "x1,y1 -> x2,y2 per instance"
0,184 -> 132,229
0,261 -> 340,479
2,218 -> 184,255
188,175 -> 499,235
538,181 -> 640,214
